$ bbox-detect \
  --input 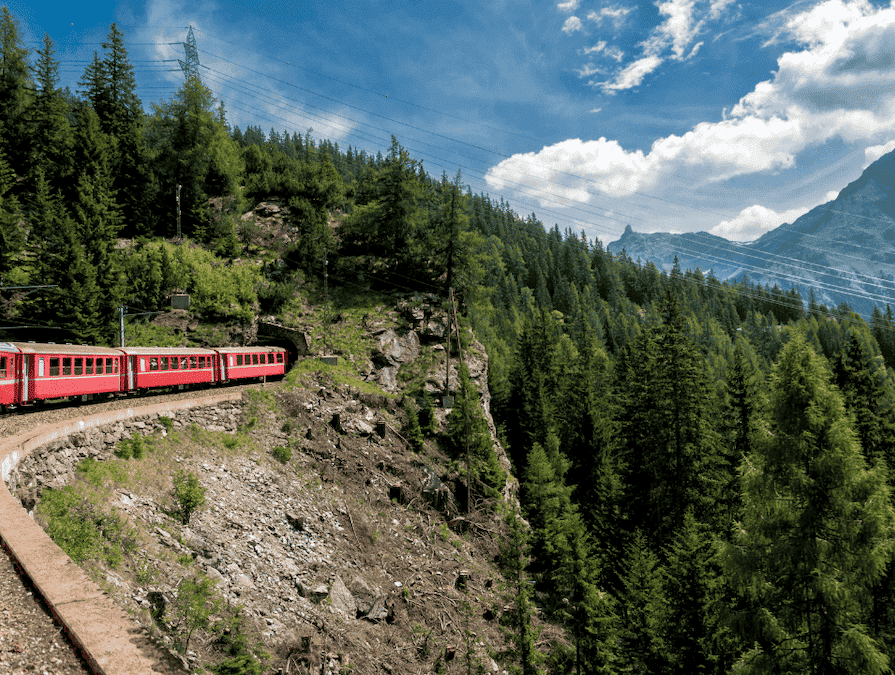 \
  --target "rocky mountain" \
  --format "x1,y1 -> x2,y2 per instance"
607,150 -> 895,314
